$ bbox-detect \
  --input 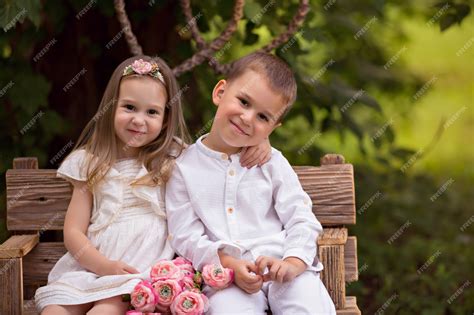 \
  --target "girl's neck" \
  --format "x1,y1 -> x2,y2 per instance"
116,148 -> 139,159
